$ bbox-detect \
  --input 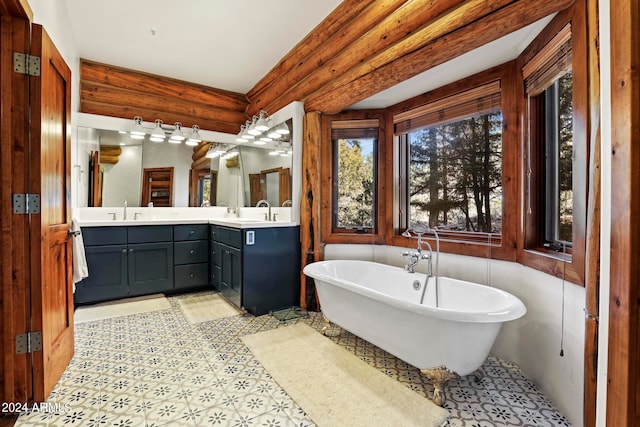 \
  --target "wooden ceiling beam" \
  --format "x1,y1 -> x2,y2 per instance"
247,0 -> 378,103
304,0 -> 574,113
247,0 -> 408,116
